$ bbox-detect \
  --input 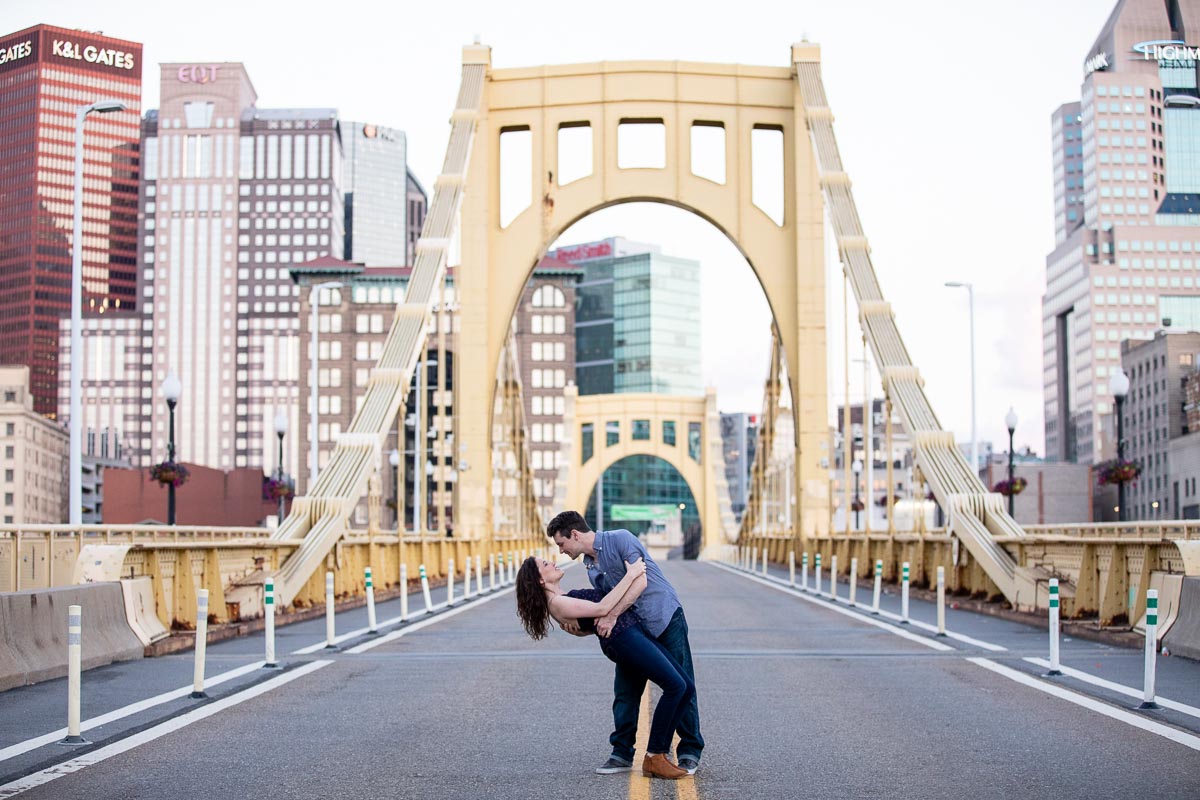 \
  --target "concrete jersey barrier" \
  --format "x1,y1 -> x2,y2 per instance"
0,582 -> 144,692
1163,576 -> 1200,661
